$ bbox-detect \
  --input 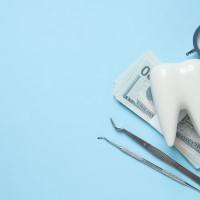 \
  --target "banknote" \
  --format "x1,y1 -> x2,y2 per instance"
113,52 -> 200,169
